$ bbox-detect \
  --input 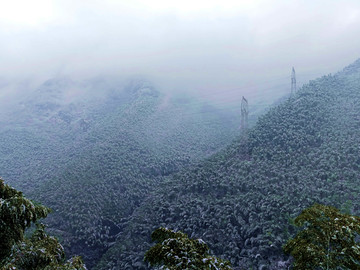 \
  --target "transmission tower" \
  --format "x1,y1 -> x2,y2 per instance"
240,96 -> 249,132
291,67 -> 296,95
